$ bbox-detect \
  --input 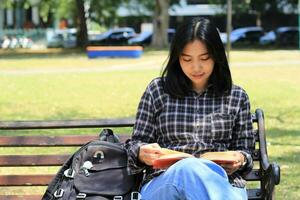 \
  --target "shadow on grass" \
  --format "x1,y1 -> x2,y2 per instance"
269,147 -> 300,165
262,128 -> 300,166
266,128 -> 300,144
265,107 -> 300,124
